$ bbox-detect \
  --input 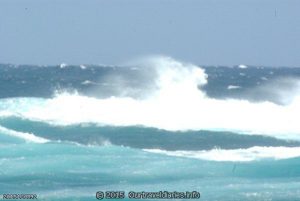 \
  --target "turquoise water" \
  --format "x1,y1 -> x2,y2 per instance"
1,138 -> 300,200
